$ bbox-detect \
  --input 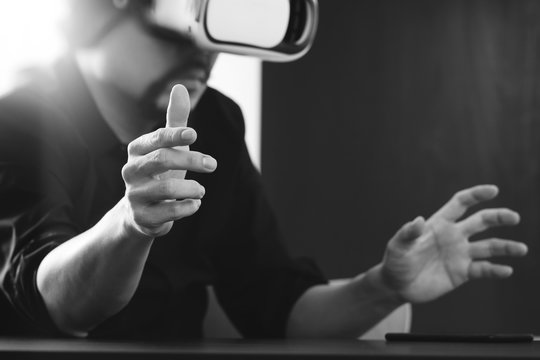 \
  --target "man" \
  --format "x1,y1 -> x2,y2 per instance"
0,0 -> 528,339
